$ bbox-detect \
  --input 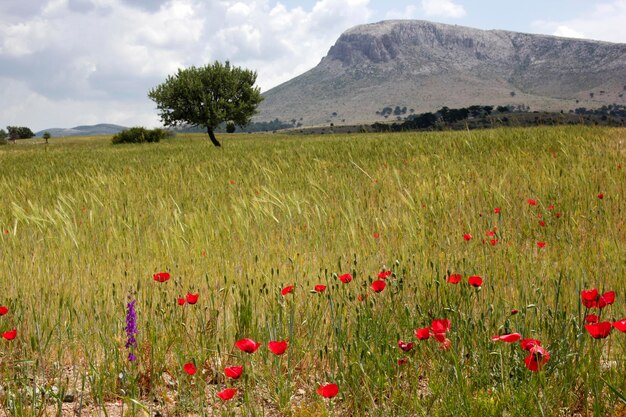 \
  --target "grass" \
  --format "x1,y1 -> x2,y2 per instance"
0,126 -> 625,416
